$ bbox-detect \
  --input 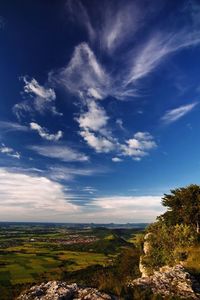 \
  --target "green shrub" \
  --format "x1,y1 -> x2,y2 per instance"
144,222 -> 197,270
